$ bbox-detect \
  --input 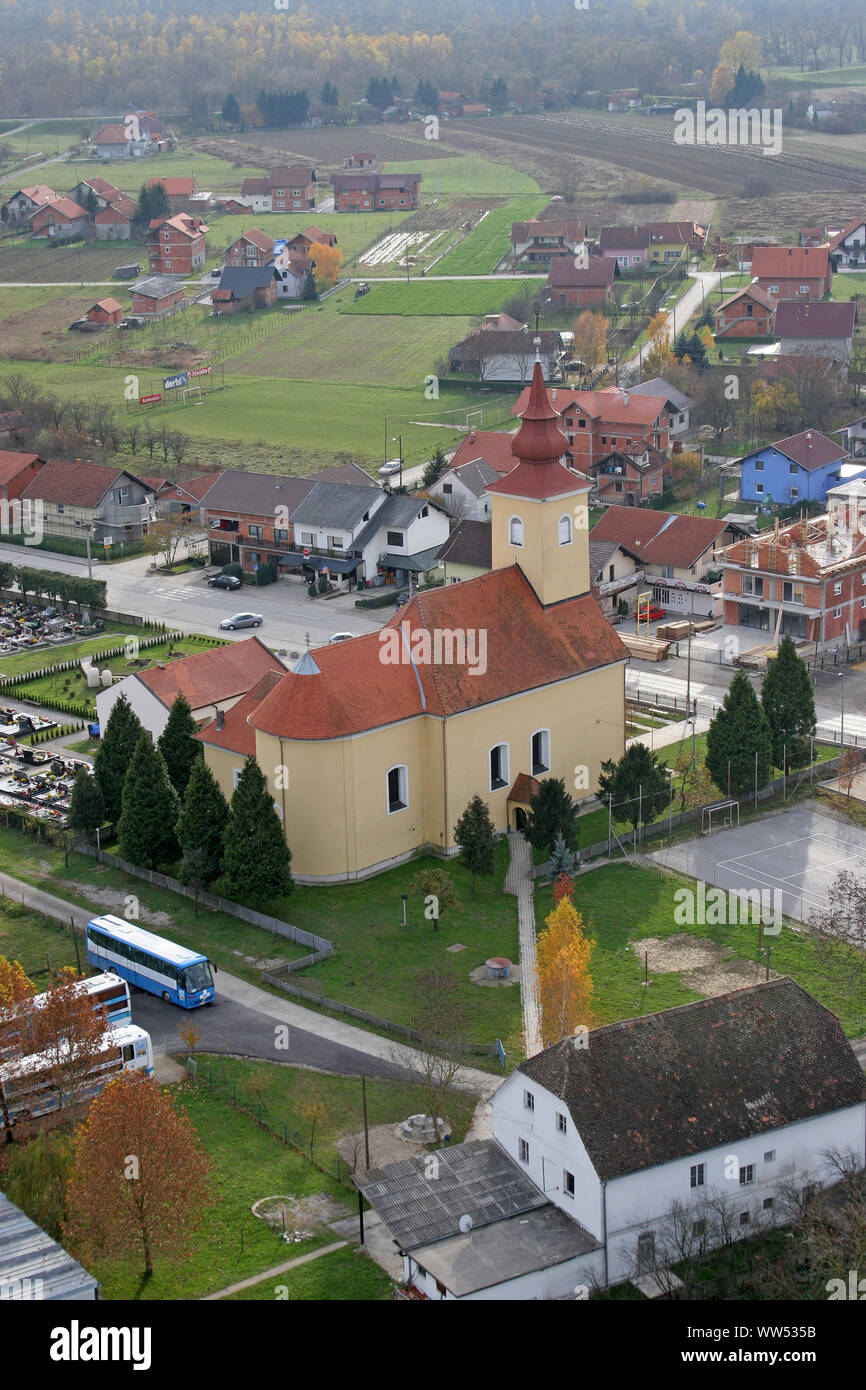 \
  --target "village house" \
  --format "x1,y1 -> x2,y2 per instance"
591,448 -> 666,508
436,519 -> 492,583
286,224 -> 337,255
545,255 -> 619,309
269,166 -> 317,212
146,214 -> 208,275
448,328 -> 565,383
30,198 -> 90,242
428,428 -> 521,521
196,364 -> 628,880
3,185 -> 61,226
628,378 -> 694,439
344,152 -> 377,169
94,125 -> 130,161
356,980 -> 865,1299
128,275 -> 184,317
599,225 -> 650,268
212,265 -> 281,314
140,472 -> 220,518
739,429 -> 851,505
331,172 -> 422,213
225,228 -> 278,268
774,300 -> 857,363
512,382 -> 669,475
715,282 -> 775,339
827,218 -> 866,269
0,450 -> 45,502
289,482 -> 449,591
751,246 -> 833,303
93,196 -> 137,241
647,220 -> 707,261
96,637 -> 284,741
799,226 -> 825,248
510,218 -> 587,264
71,177 -> 123,209
83,298 -> 123,327
20,460 -> 156,545
590,504 -> 735,617
145,176 -> 196,214
722,479 -> 866,643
